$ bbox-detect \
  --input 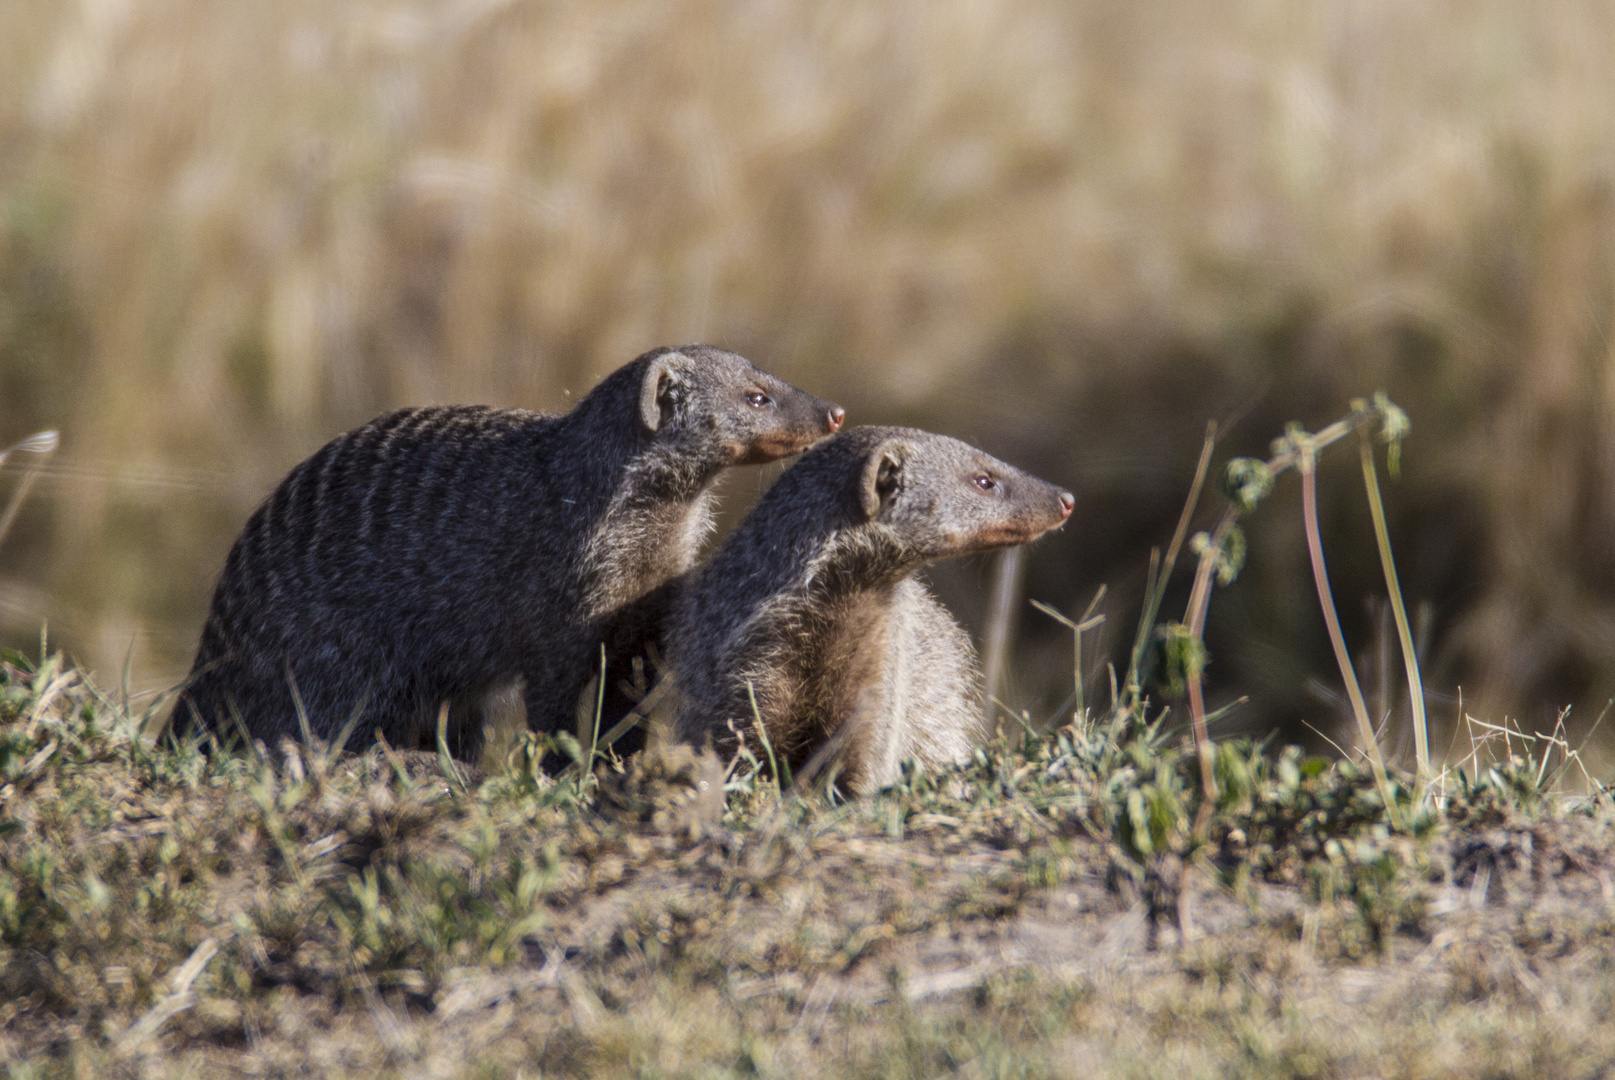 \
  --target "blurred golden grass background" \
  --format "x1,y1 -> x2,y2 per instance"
2,0 -> 1615,757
